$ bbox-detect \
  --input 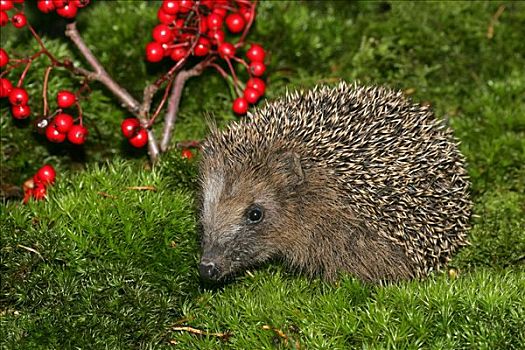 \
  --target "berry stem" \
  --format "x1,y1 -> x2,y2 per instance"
231,56 -> 250,70
224,57 -> 242,96
17,59 -> 33,87
209,63 -> 229,80
76,102 -> 83,125
26,24 -> 55,61
42,65 -> 52,116
148,79 -> 174,128
237,0 -> 257,46
160,59 -> 210,152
